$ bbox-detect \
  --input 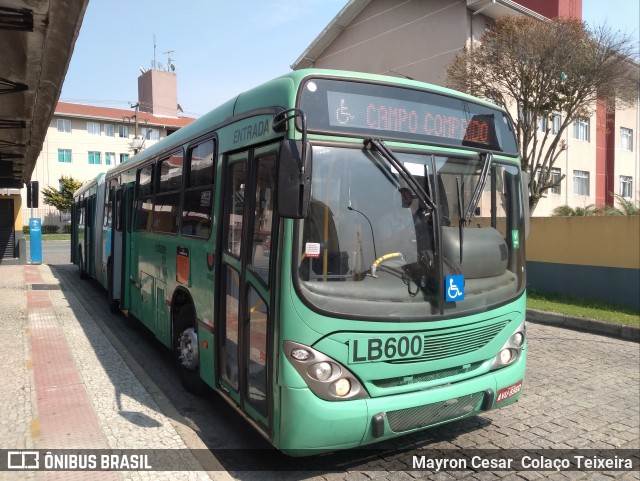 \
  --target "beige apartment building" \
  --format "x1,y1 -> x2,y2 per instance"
23,69 -> 194,227
292,0 -> 639,216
